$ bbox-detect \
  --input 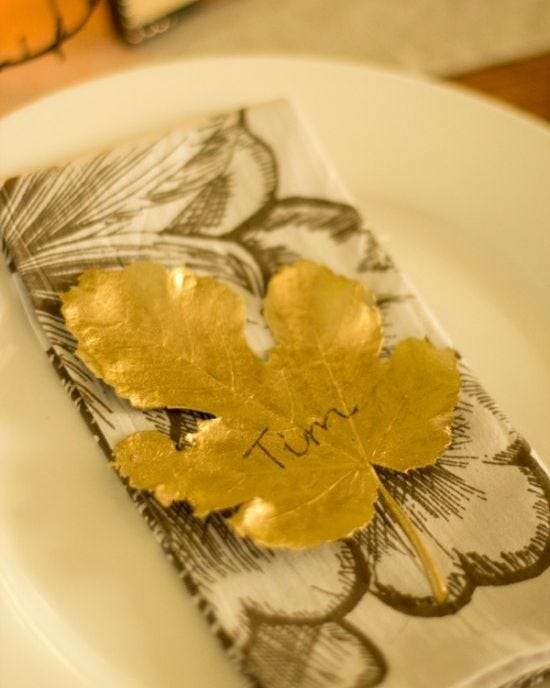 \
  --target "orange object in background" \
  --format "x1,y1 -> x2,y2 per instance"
0,0 -> 99,68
